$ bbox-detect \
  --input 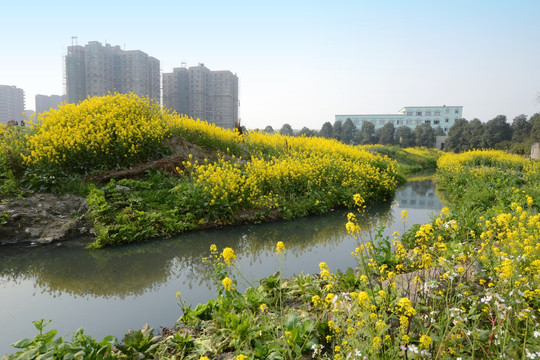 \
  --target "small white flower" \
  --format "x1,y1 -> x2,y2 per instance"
534,331 -> 540,338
